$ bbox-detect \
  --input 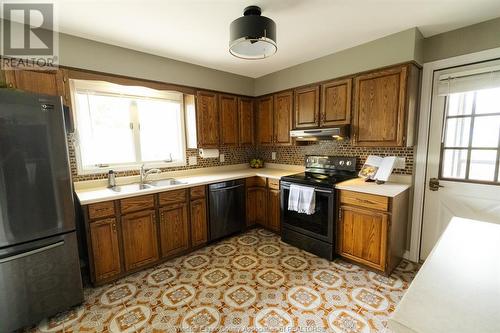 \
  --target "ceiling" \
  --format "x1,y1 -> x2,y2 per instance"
13,0 -> 500,78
